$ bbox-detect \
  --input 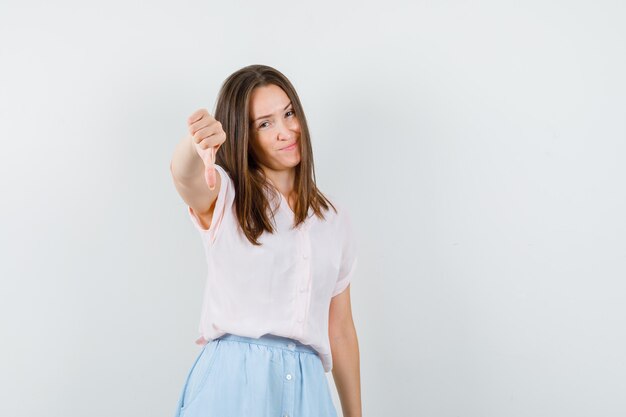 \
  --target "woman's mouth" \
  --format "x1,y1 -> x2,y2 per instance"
281,142 -> 297,151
